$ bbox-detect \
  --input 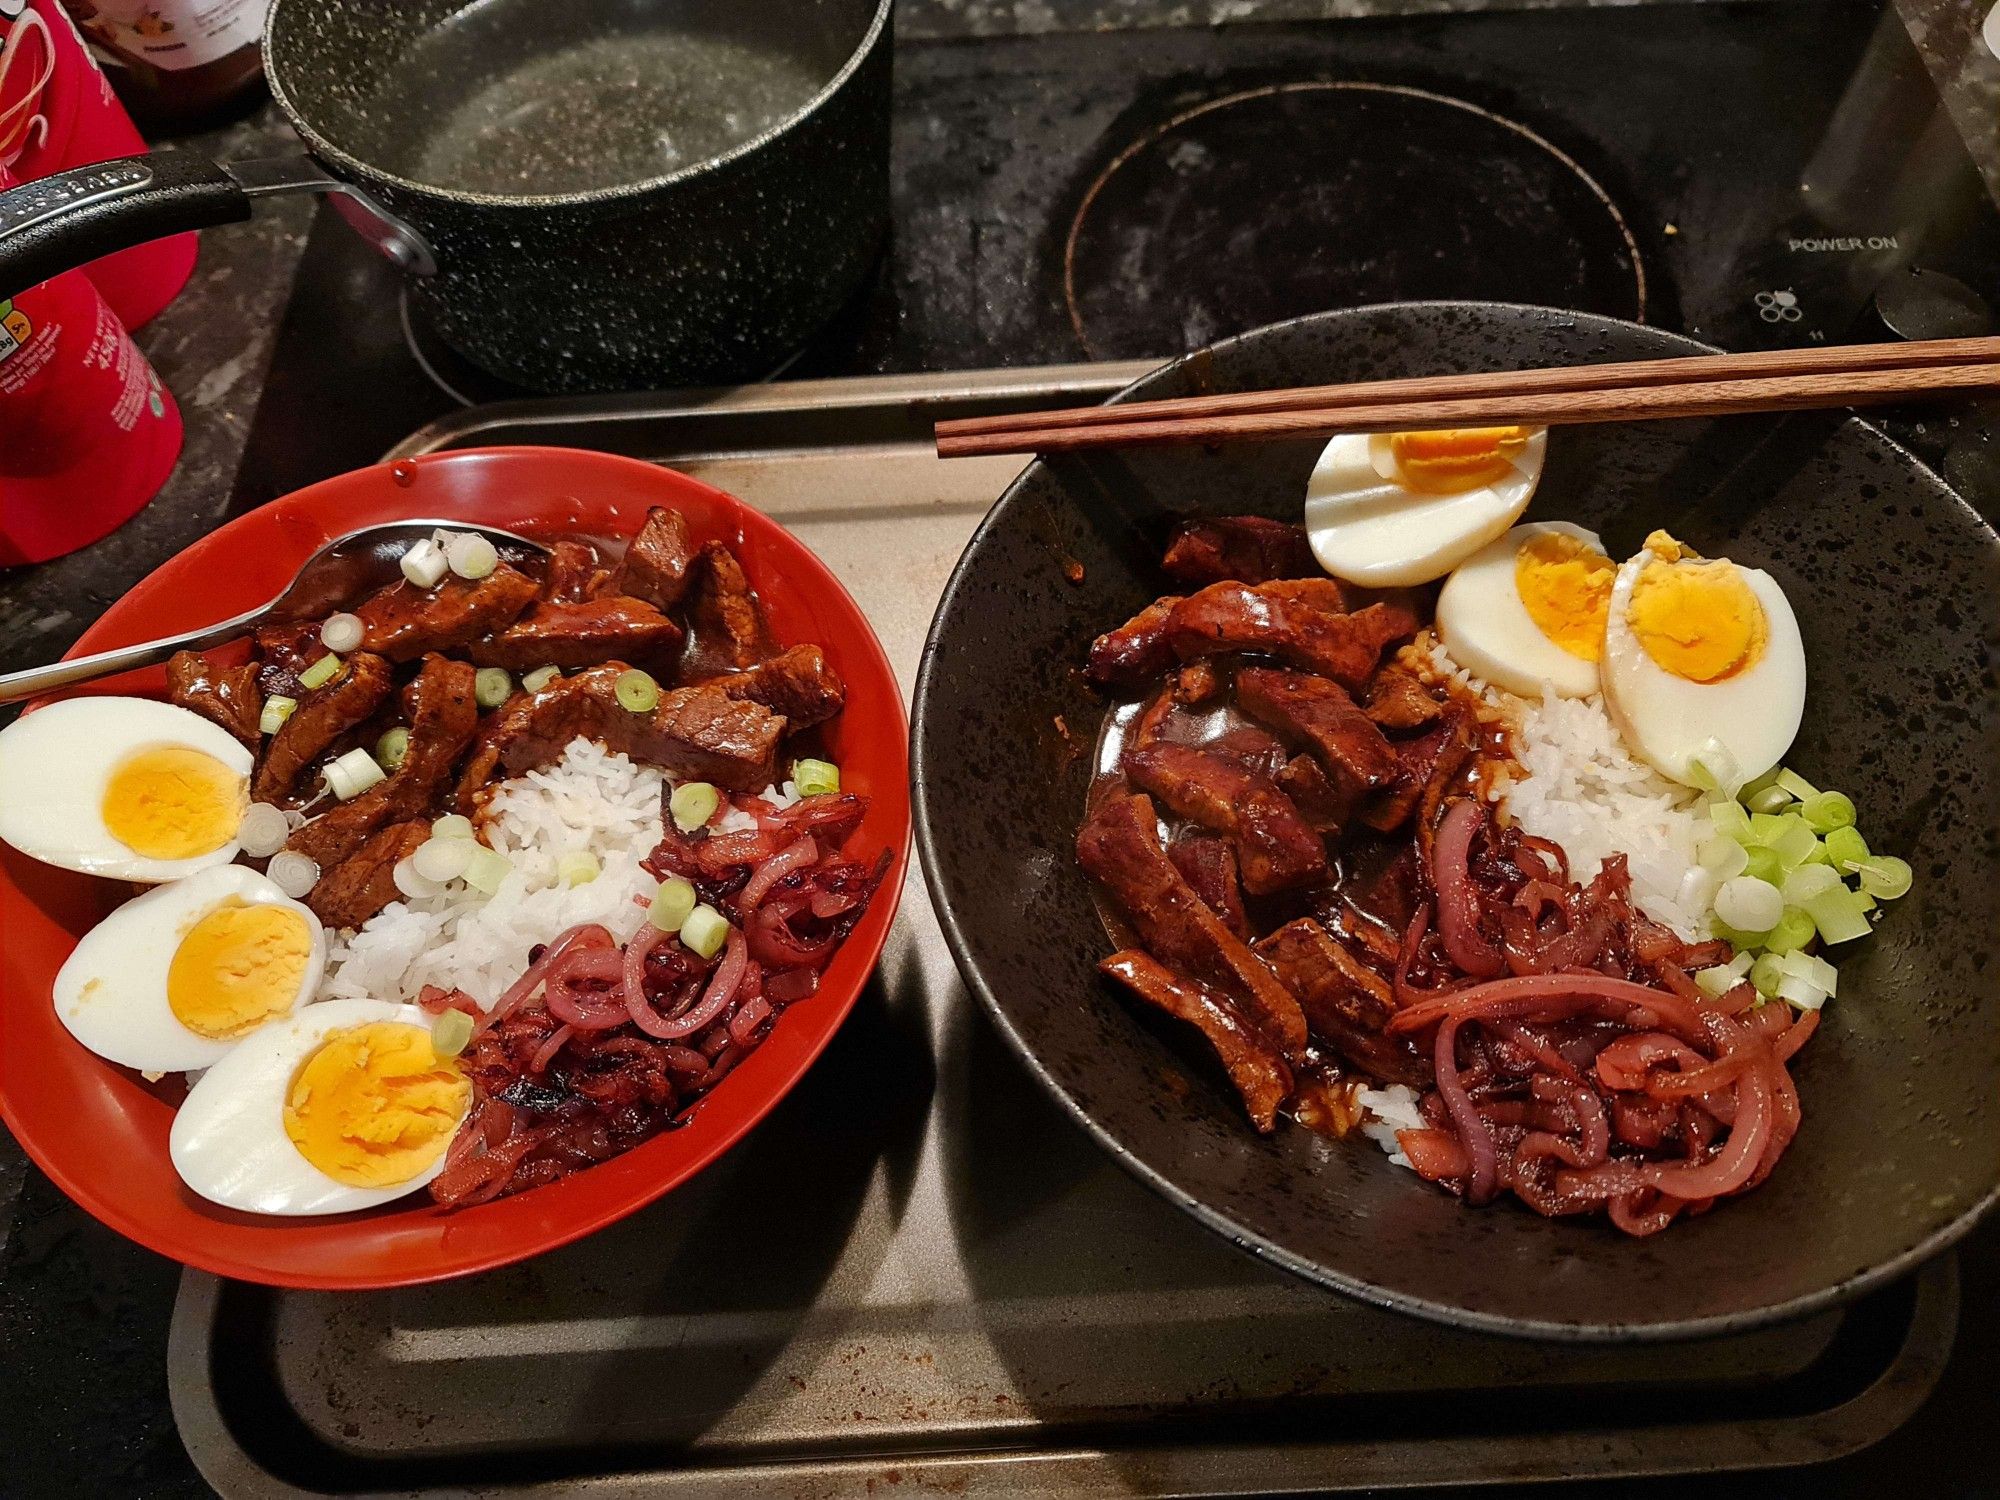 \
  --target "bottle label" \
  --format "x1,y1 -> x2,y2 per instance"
66,0 -> 261,71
